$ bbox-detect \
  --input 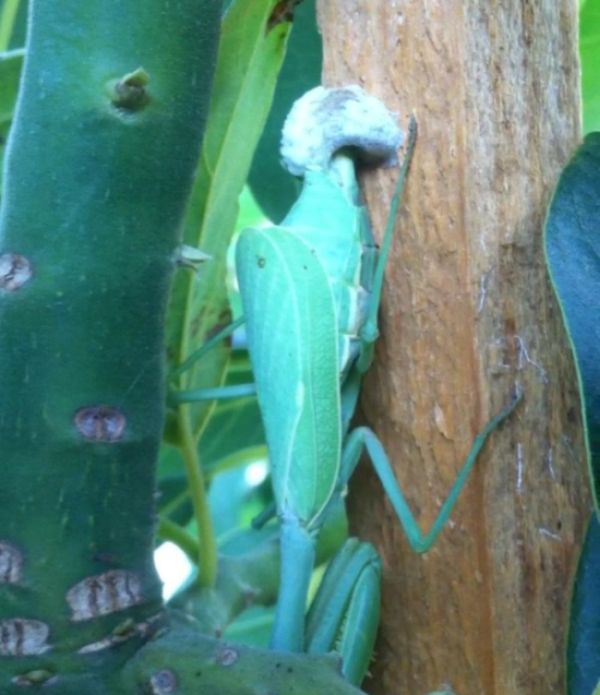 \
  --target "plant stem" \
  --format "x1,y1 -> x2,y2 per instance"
177,404 -> 218,587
